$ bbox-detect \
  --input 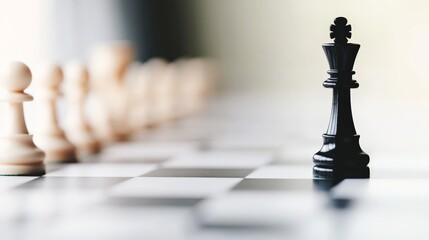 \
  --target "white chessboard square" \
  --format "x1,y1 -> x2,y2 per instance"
245,165 -> 313,179
163,151 -> 273,169
197,191 -> 324,227
331,179 -> 370,199
109,177 -> 242,198
45,163 -> 156,177
209,135 -> 286,150
0,176 -> 37,191
135,125 -> 212,142
278,140 -> 320,163
333,179 -> 429,199
0,189 -> 107,224
99,141 -> 200,163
